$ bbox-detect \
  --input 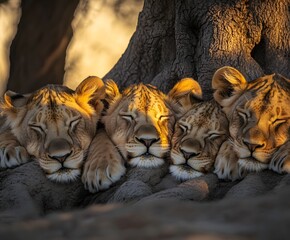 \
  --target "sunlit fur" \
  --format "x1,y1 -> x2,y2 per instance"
170,100 -> 228,181
213,66 -> 290,180
81,128 -> 127,193
0,76 -> 105,182
82,78 -> 201,193
102,81 -> 178,168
